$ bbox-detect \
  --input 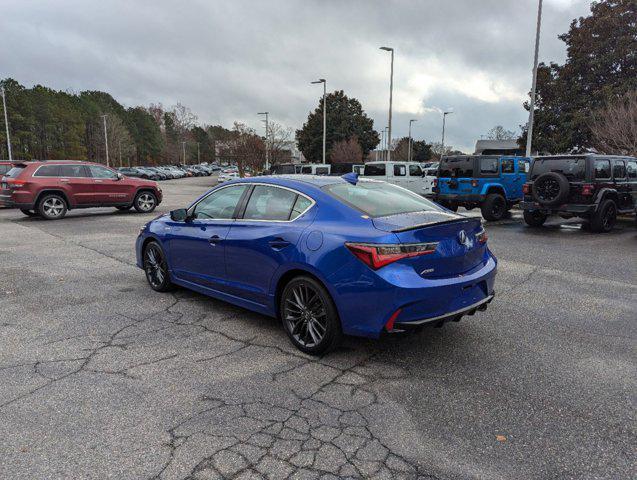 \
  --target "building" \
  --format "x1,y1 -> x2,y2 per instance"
474,139 -> 524,156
